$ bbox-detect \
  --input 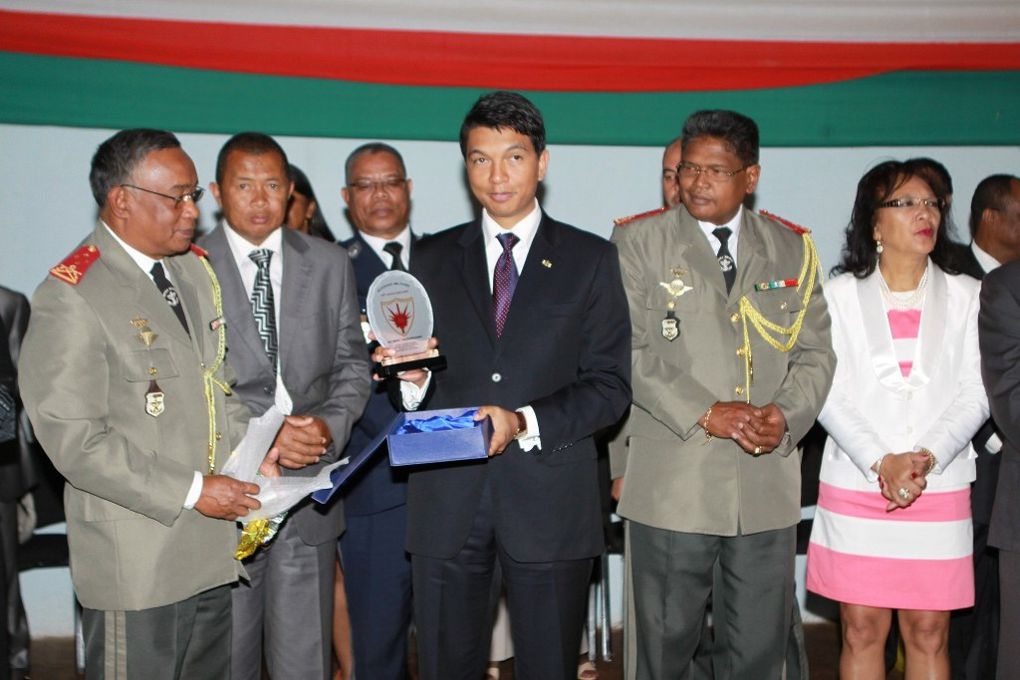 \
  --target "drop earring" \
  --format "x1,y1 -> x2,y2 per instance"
876,239 -> 884,254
